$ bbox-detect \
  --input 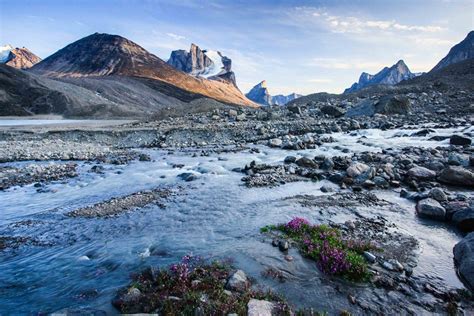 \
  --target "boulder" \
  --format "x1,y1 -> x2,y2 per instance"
416,198 -> 446,220
296,157 -> 317,168
268,138 -> 282,147
438,166 -> 474,187
320,105 -> 346,117
177,172 -> 198,182
346,162 -> 369,178
450,135 -> 472,146
428,187 -> 447,202
247,299 -> 275,316
225,270 -> 249,292
452,207 -> 474,232
453,233 -> 474,290
407,166 -> 436,180
374,95 -> 411,115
